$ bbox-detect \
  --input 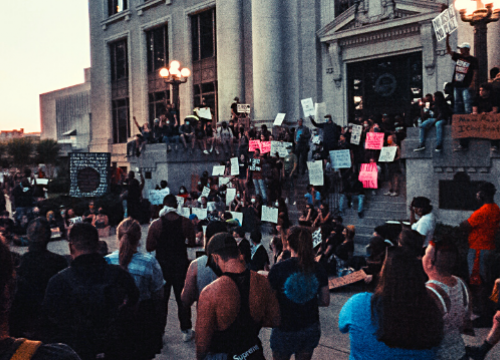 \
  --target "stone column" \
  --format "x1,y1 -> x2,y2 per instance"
216,0 -> 244,121
488,21 -> 500,72
252,0 -> 282,120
